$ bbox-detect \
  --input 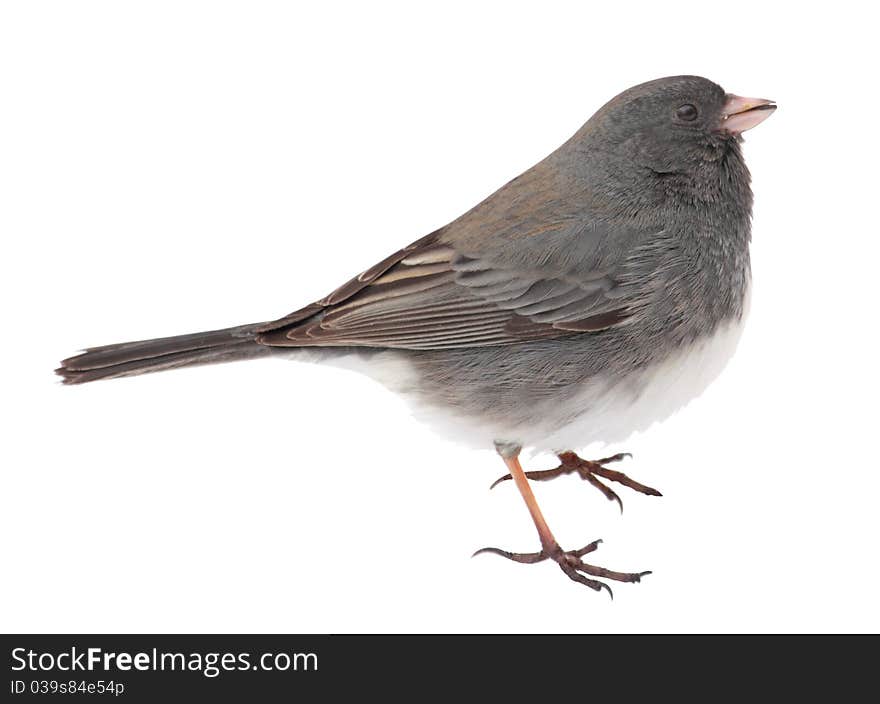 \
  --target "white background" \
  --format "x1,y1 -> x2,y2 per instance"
2,1 -> 878,633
